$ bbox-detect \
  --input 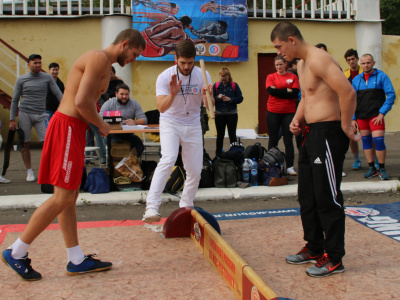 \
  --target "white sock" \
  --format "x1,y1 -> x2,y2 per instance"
67,245 -> 85,265
11,238 -> 30,259
27,169 -> 33,174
